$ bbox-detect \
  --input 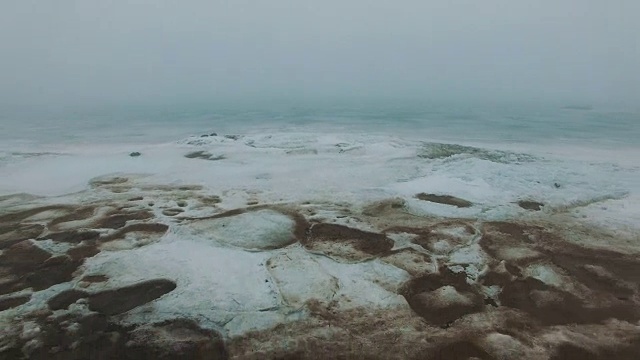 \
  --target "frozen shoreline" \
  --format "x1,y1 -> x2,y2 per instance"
1,131 -> 638,233
1,132 -> 639,358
